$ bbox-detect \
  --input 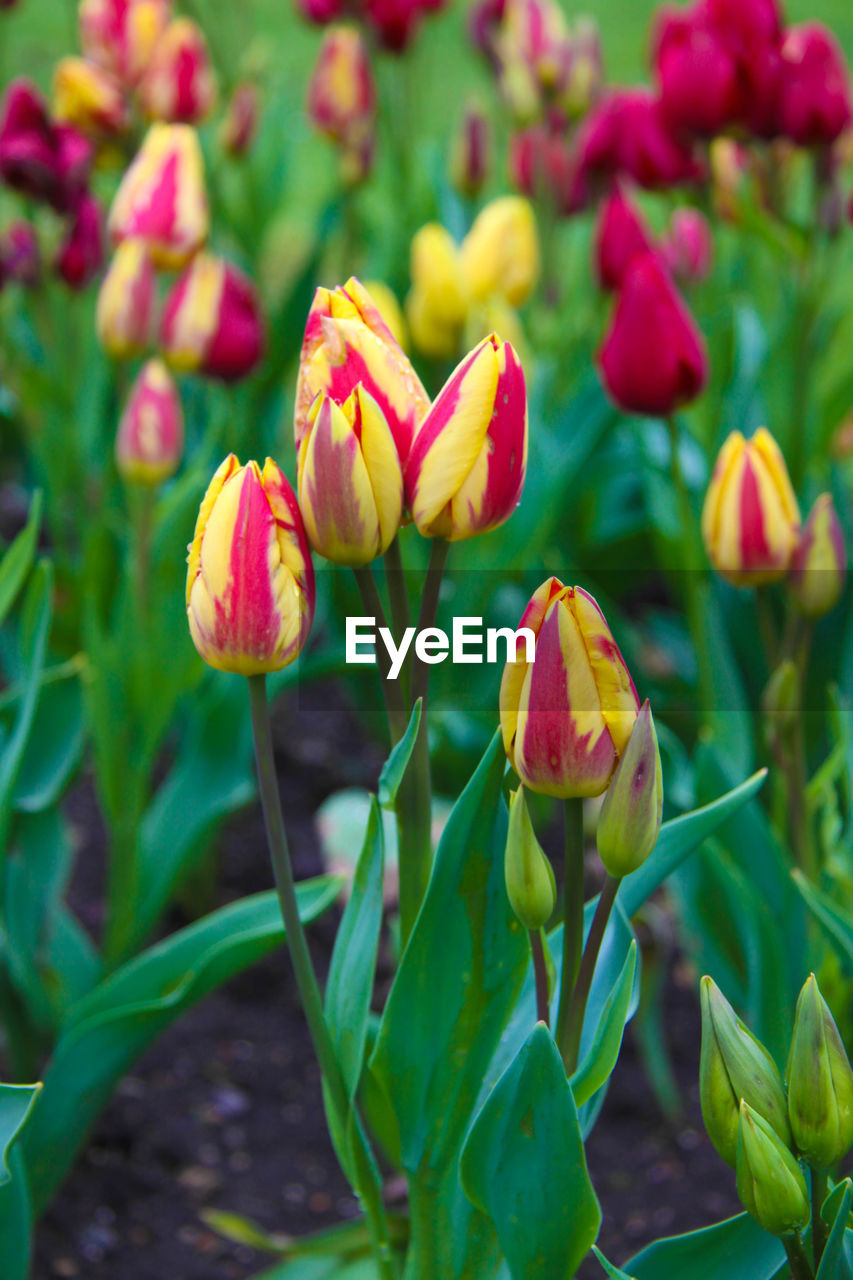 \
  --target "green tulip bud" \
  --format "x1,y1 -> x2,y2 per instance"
596,699 -> 662,877
504,787 -> 556,931
736,1101 -> 810,1237
761,659 -> 799,757
787,973 -> 853,1168
700,976 -> 792,1167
